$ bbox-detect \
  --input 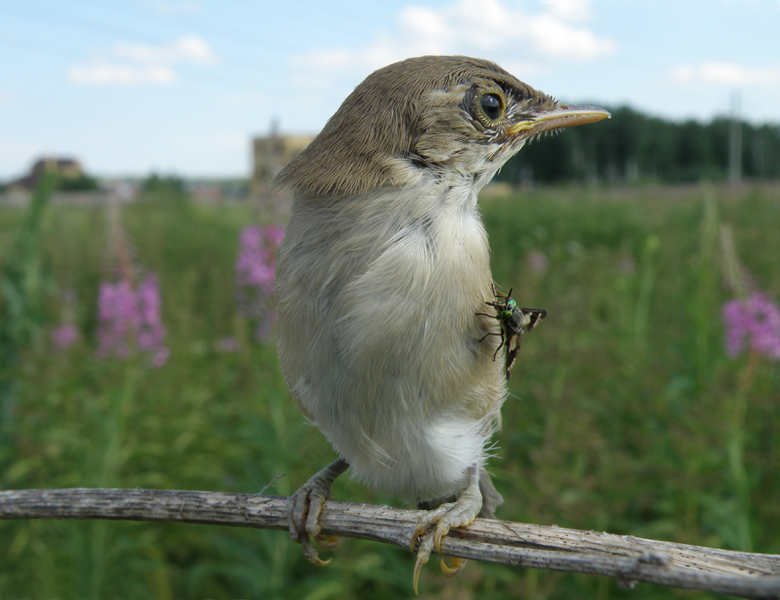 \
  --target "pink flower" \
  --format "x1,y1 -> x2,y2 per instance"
235,225 -> 284,340
136,274 -> 166,354
236,226 -> 276,295
723,293 -> 780,361
265,225 -> 285,247
51,323 -> 79,350
216,337 -> 239,353
97,273 -> 168,367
